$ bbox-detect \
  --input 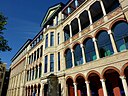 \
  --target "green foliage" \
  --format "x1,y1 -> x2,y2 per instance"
0,13 -> 11,63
